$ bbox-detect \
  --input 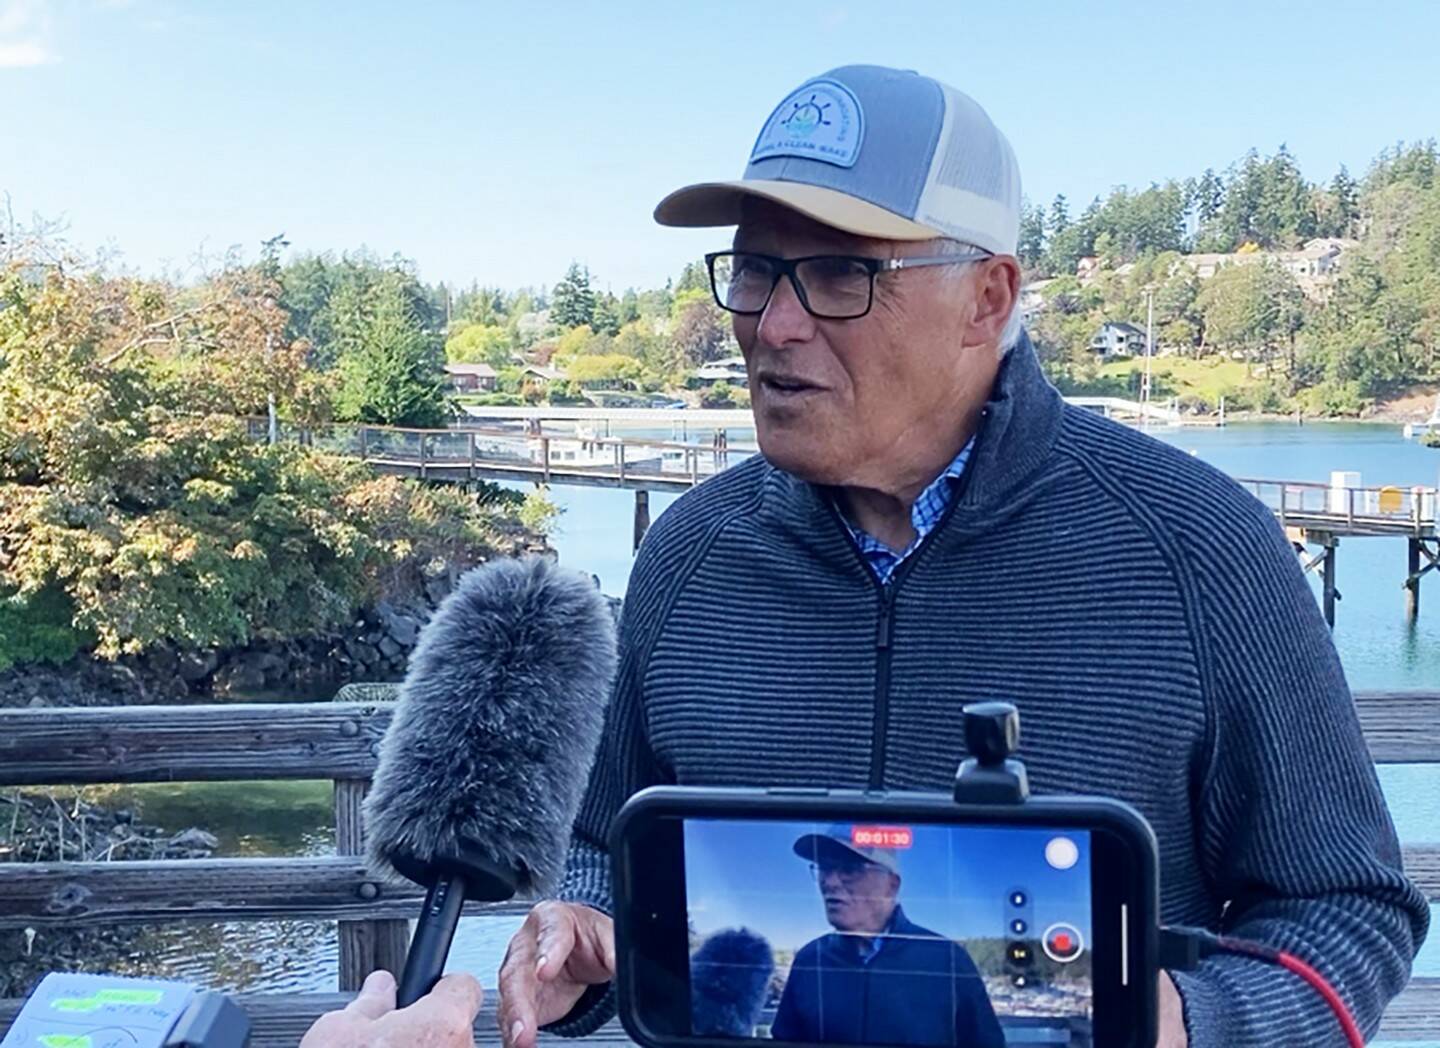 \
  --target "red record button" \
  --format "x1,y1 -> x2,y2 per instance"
1043,923 -> 1085,963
